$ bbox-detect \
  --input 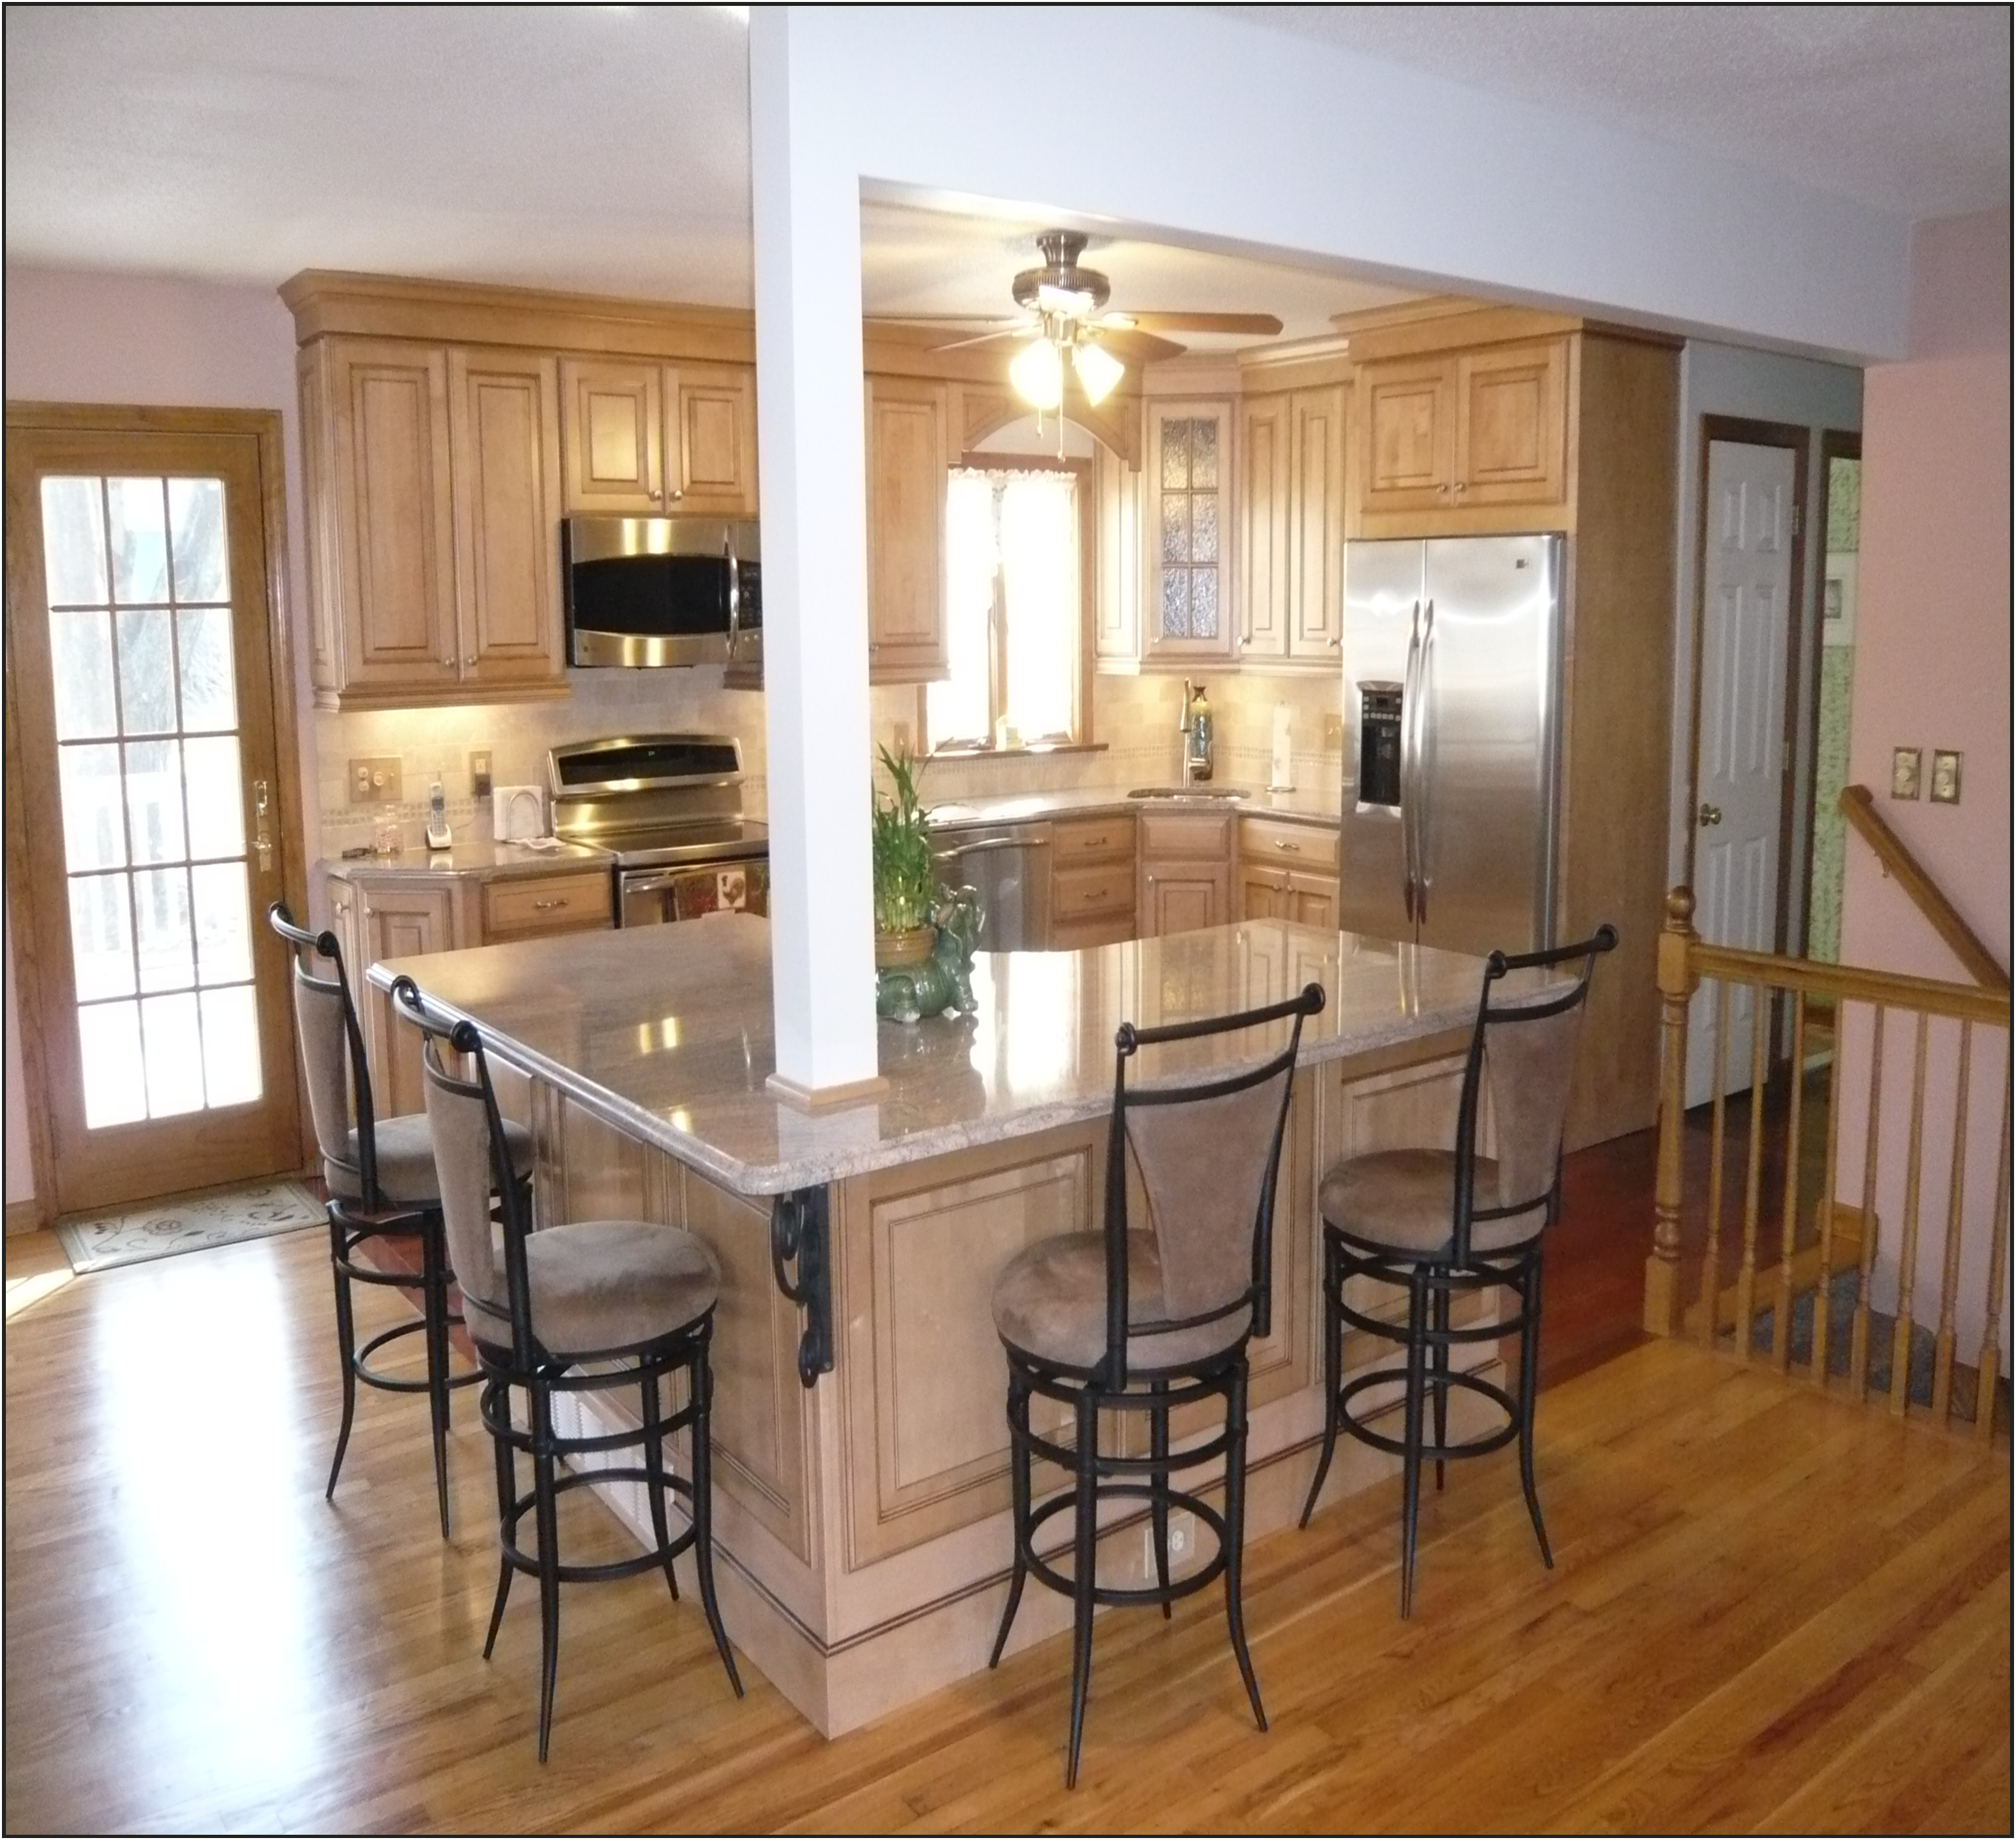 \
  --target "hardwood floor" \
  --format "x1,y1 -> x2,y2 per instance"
6,1223 -> 2007,1834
